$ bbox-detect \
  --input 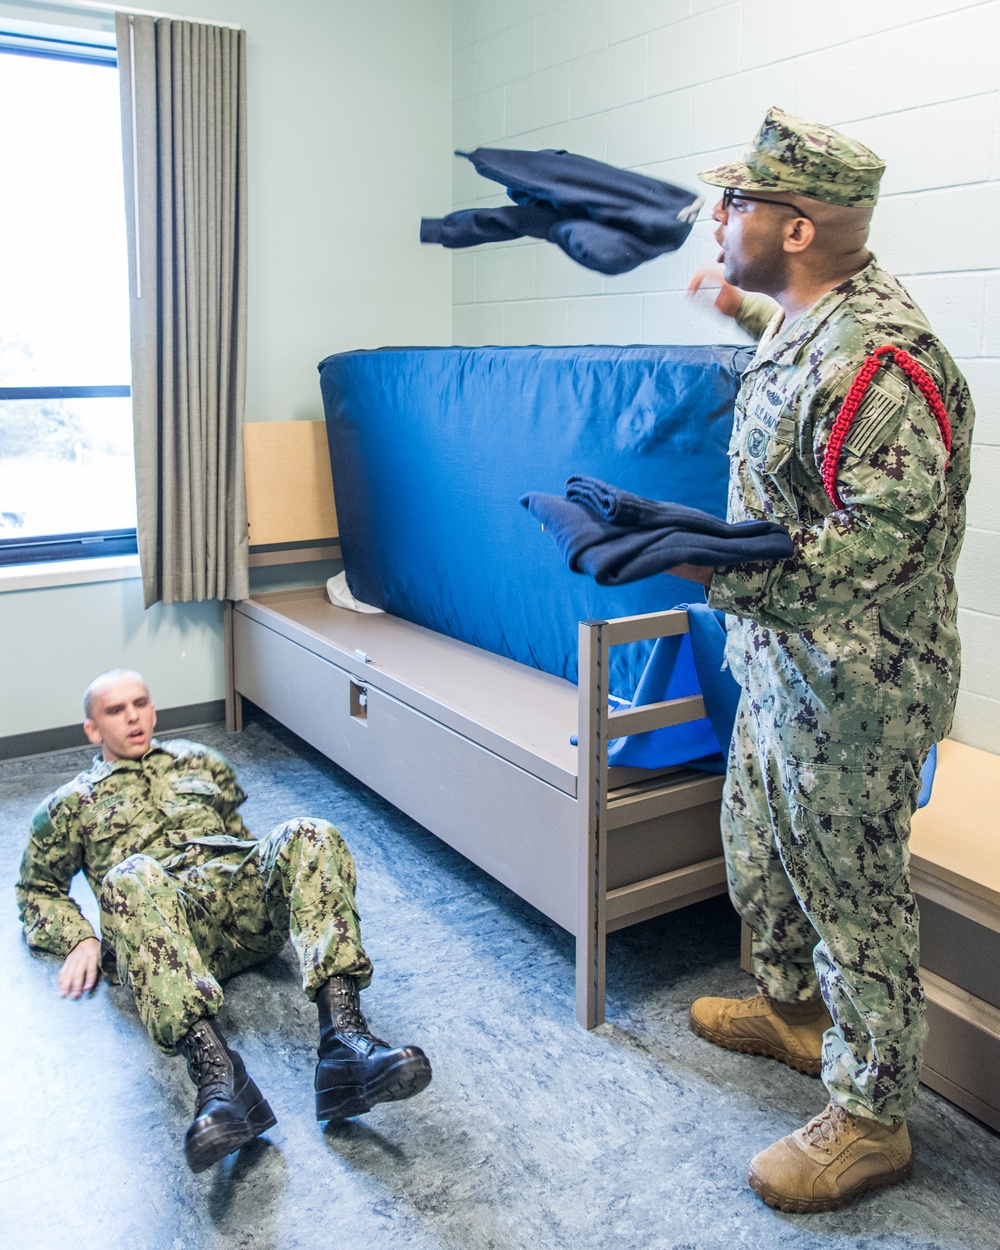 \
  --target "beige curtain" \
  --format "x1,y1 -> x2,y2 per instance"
116,12 -> 249,607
